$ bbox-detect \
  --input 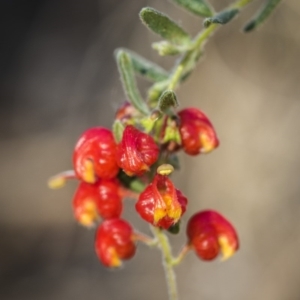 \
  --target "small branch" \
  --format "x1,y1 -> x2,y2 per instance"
171,244 -> 191,266
133,231 -> 158,246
